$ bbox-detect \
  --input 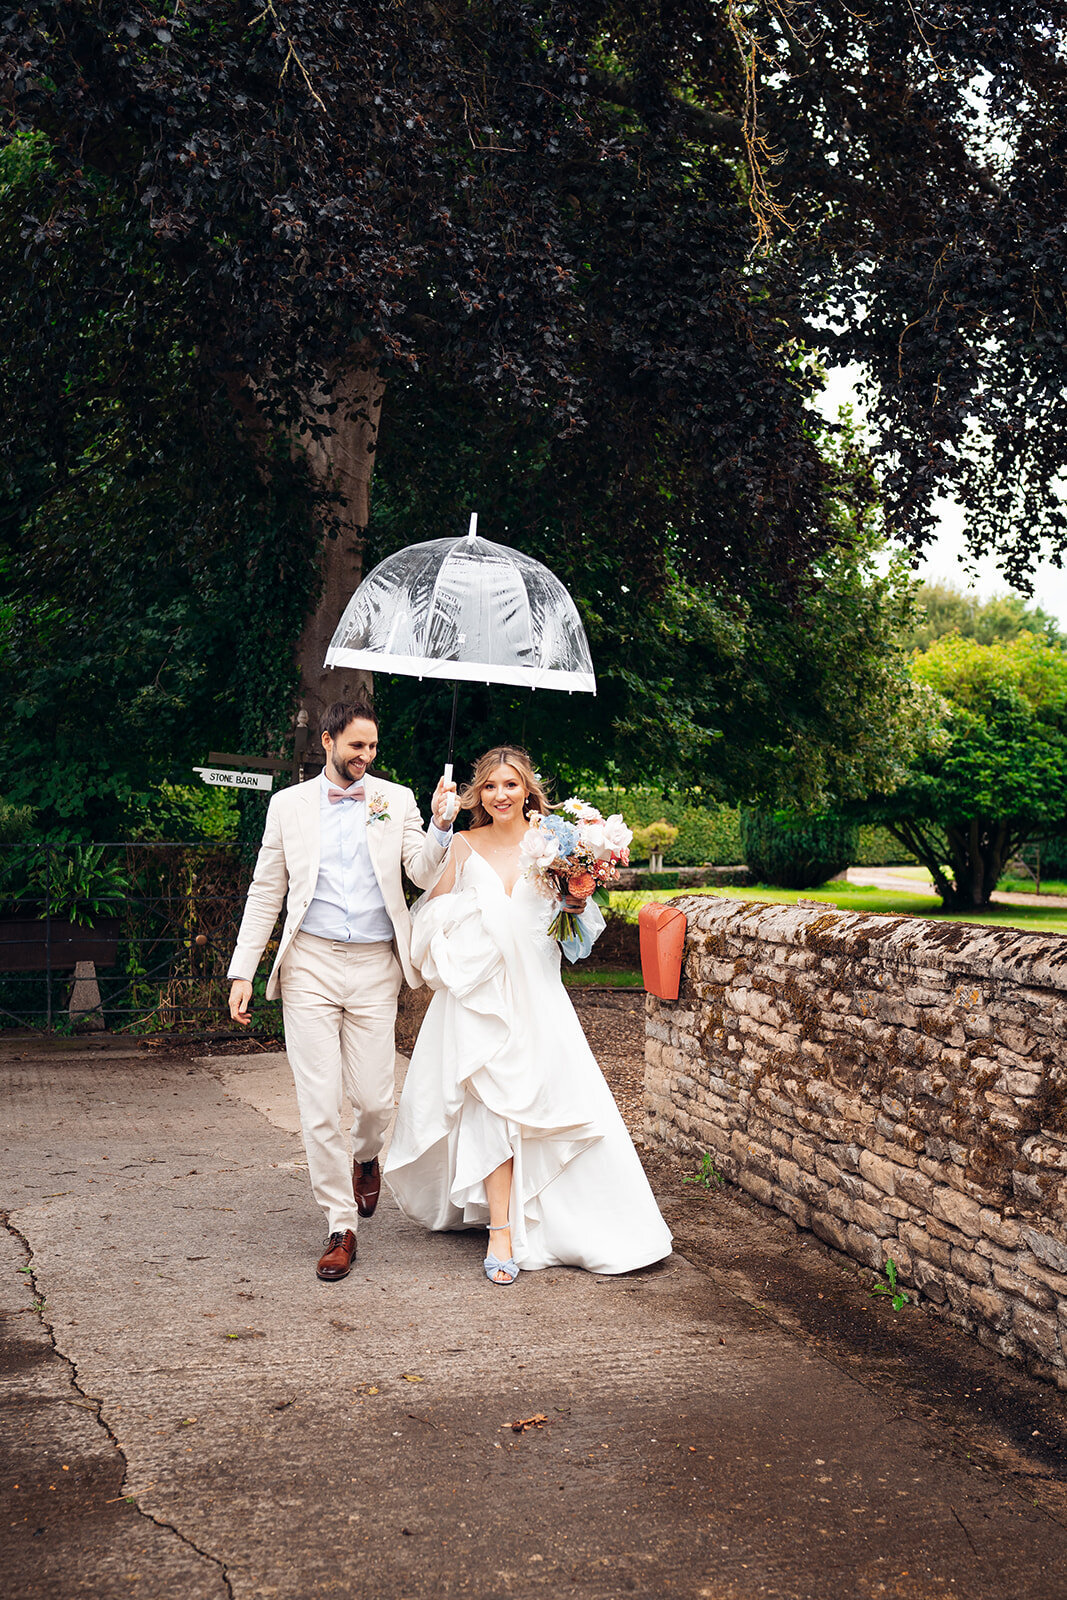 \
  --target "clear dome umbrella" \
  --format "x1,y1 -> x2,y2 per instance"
324,514 -> 596,812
